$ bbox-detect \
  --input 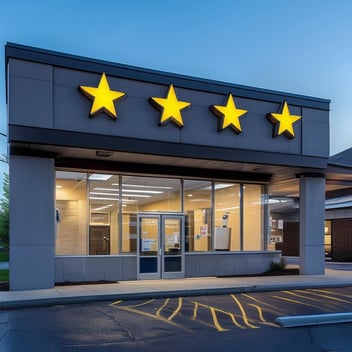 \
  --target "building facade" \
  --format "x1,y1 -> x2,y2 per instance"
6,43 -> 330,290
